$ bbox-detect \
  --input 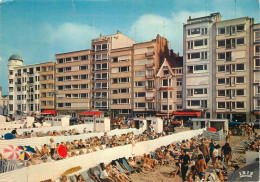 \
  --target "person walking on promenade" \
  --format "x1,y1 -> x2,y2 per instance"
179,149 -> 191,182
